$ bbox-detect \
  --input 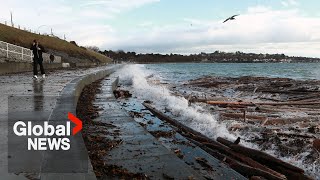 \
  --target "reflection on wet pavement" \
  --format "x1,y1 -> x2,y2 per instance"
33,79 -> 44,111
